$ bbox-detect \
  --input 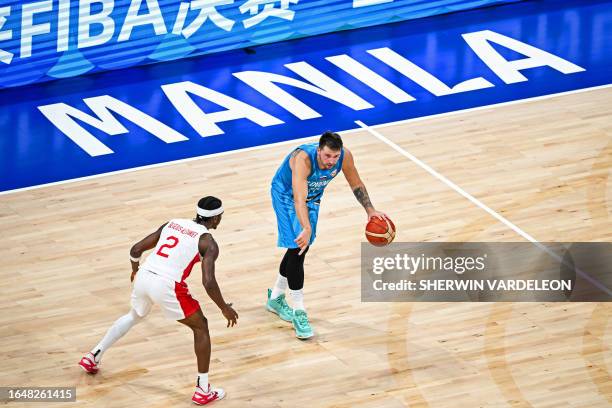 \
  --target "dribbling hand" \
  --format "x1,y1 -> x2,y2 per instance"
367,209 -> 388,222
